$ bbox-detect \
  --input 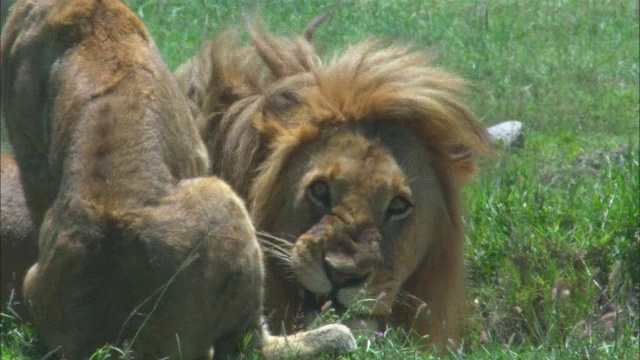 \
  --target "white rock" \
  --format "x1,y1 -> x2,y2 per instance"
487,121 -> 524,148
